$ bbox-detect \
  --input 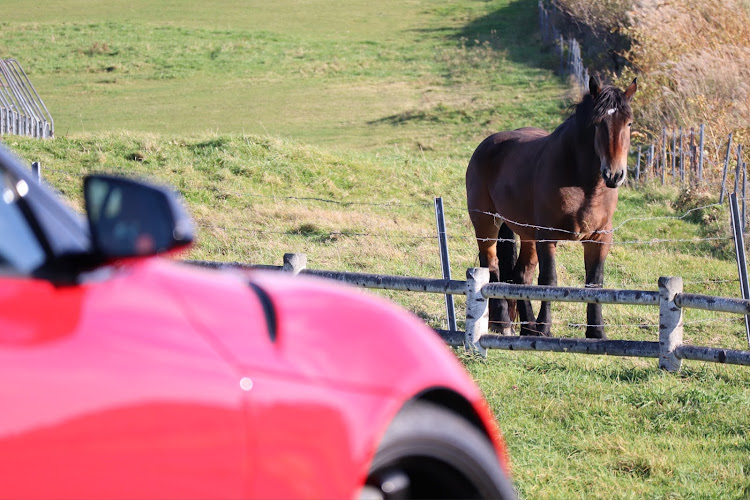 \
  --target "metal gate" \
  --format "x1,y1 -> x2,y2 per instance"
0,59 -> 53,138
